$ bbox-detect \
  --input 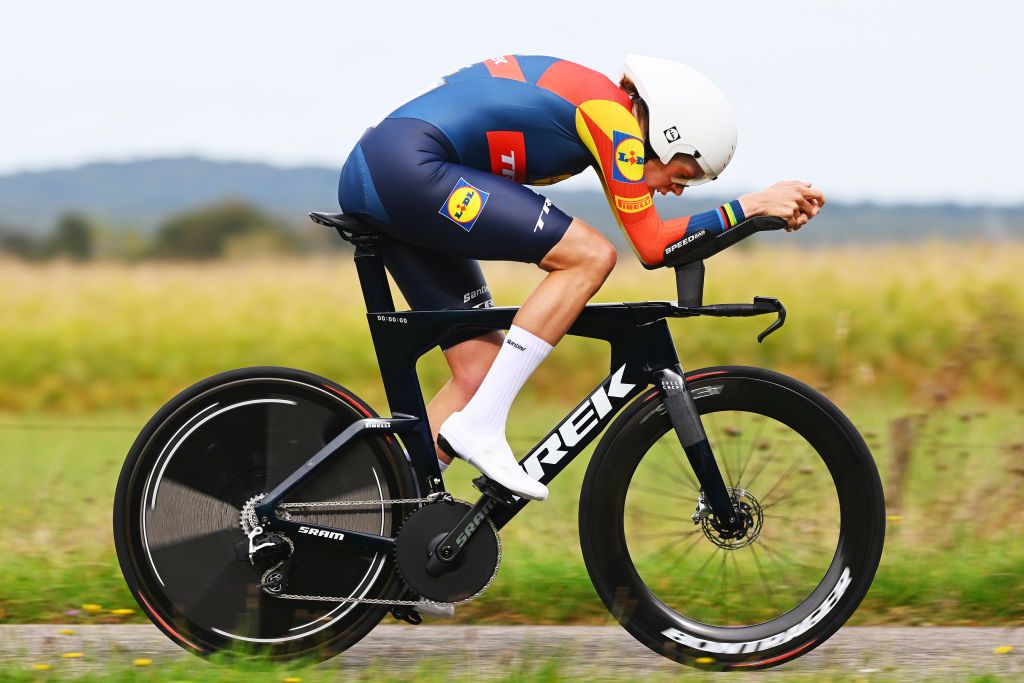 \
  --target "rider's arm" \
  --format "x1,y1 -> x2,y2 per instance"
575,100 -> 745,267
